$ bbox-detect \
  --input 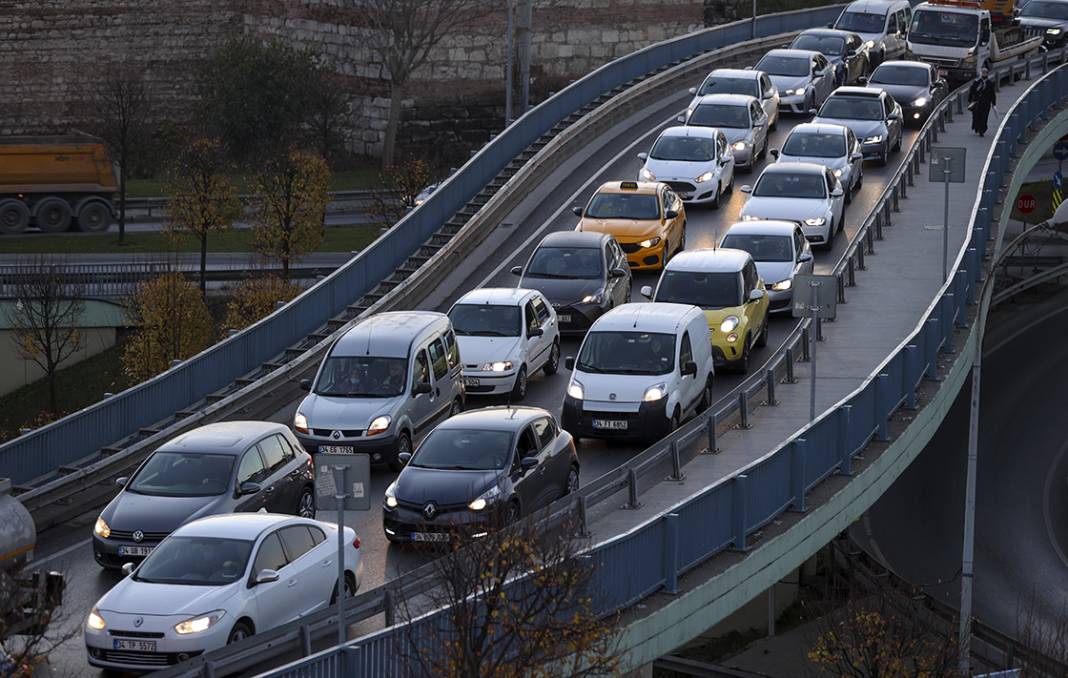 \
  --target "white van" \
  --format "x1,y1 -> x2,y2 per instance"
832,0 -> 913,66
561,303 -> 715,442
